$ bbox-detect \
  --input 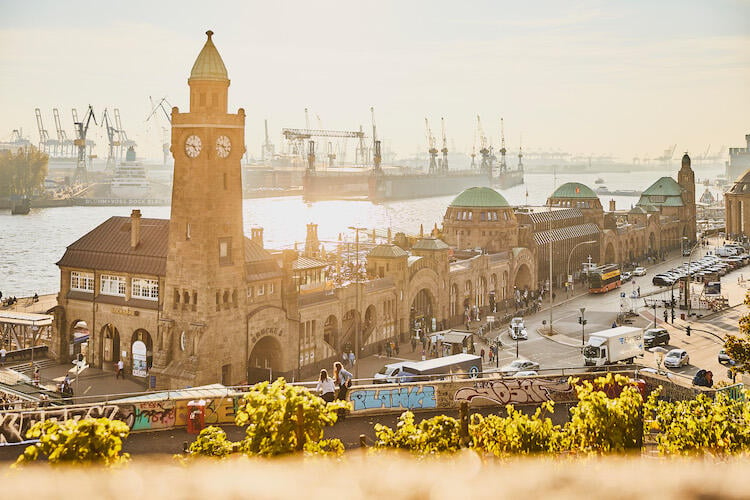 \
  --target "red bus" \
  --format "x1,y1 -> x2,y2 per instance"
589,264 -> 622,293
